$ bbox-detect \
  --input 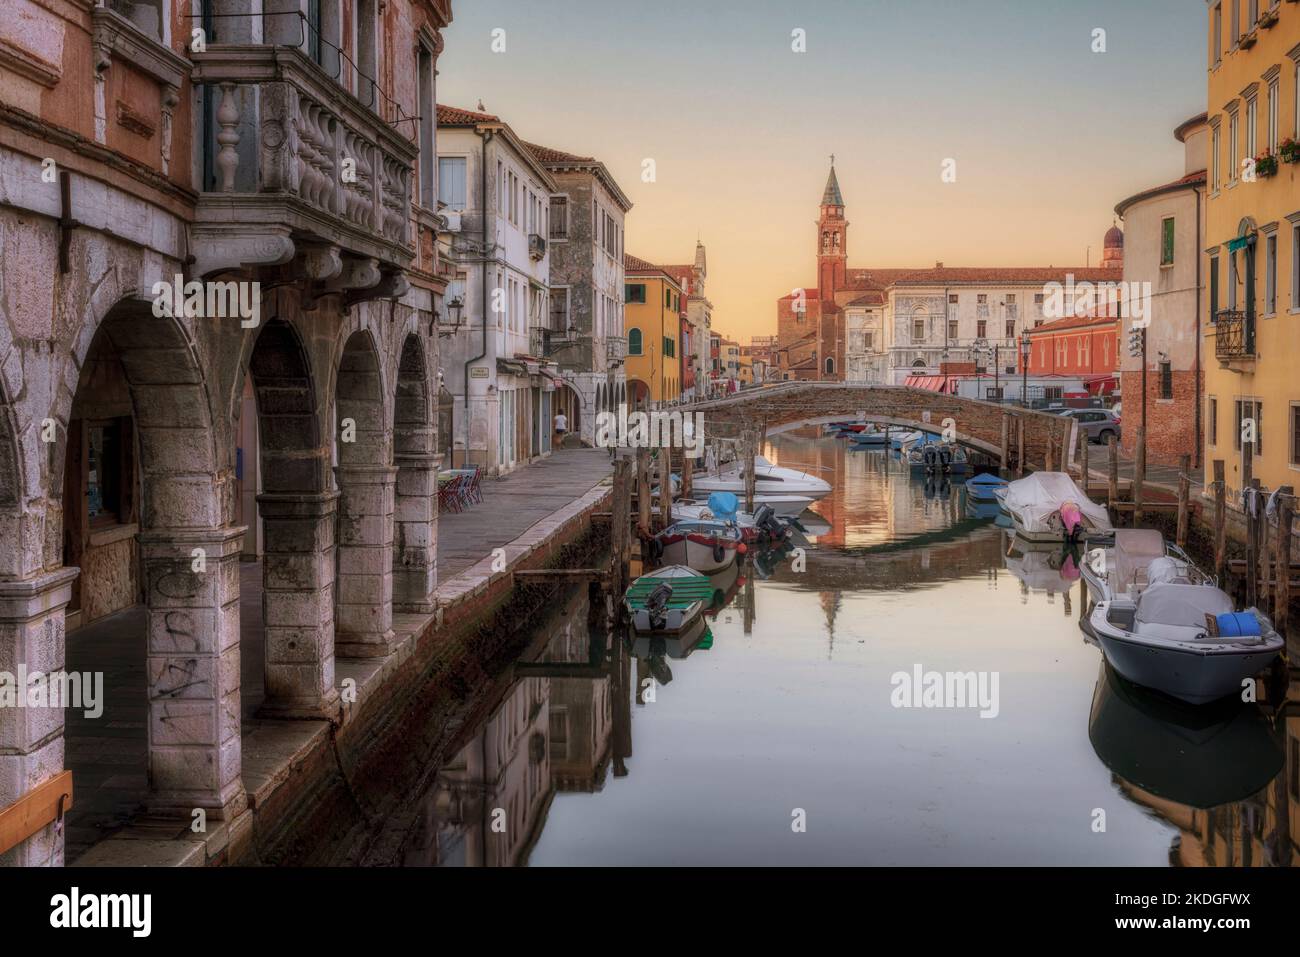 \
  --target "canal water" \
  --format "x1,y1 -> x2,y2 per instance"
380,432 -> 1296,867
